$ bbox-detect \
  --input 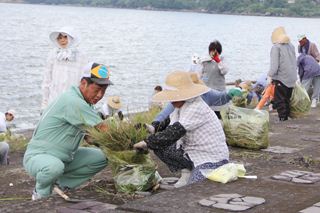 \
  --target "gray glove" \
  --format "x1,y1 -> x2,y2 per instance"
133,140 -> 148,151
